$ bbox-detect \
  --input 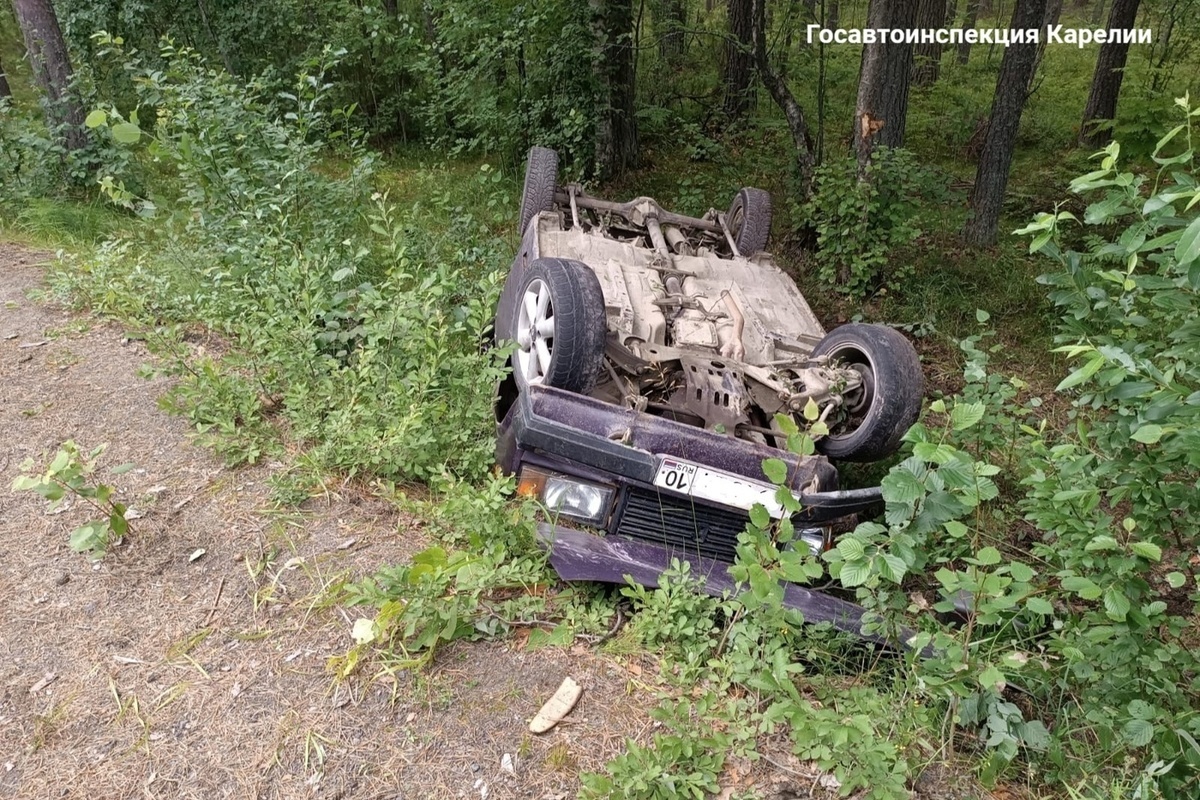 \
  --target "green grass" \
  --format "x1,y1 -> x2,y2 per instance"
3,198 -> 126,246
